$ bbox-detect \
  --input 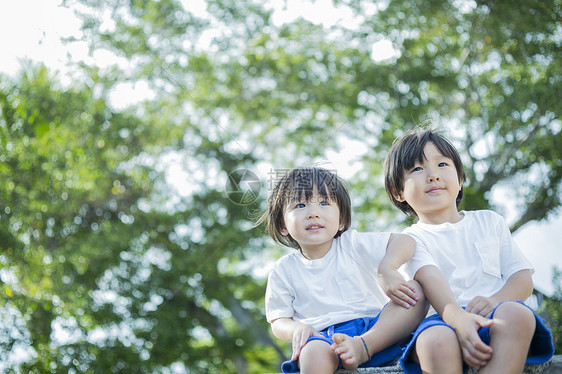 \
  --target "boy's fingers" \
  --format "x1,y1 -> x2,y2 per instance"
466,298 -> 478,311
405,282 -> 417,293
461,349 -> 480,368
461,340 -> 492,368
465,302 -> 476,313
401,284 -> 419,301
475,305 -> 493,318
467,304 -> 482,315
469,337 -> 492,357
463,351 -> 487,369
476,316 -> 494,328
291,332 -> 309,360
396,287 -> 417,305
291,345 -> 301,360
391,294 -> 412,308
467,299 -> 490,316
474,340 -> 493,355
467,338 -> 492,363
